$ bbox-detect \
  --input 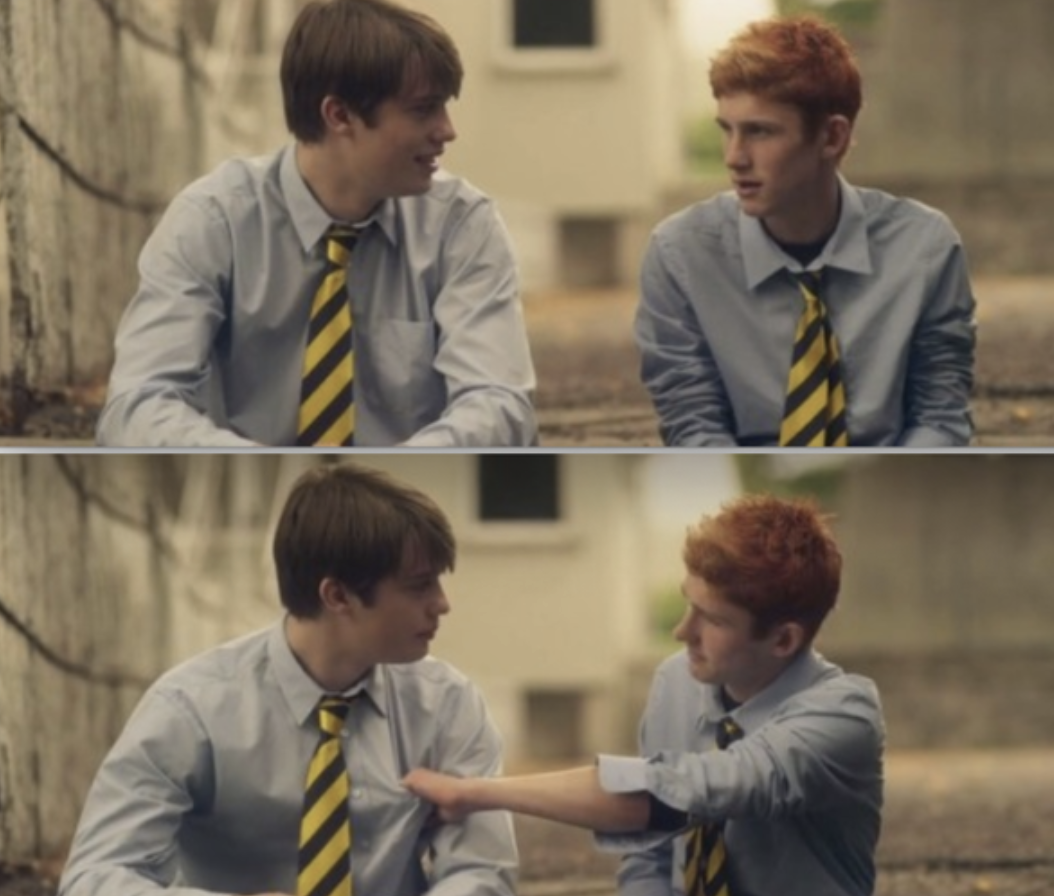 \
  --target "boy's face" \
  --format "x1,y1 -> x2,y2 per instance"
673,573 -> 791,703
353,554 -> 450,665
716,91 -> 841,240
345,79 -> 457,207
